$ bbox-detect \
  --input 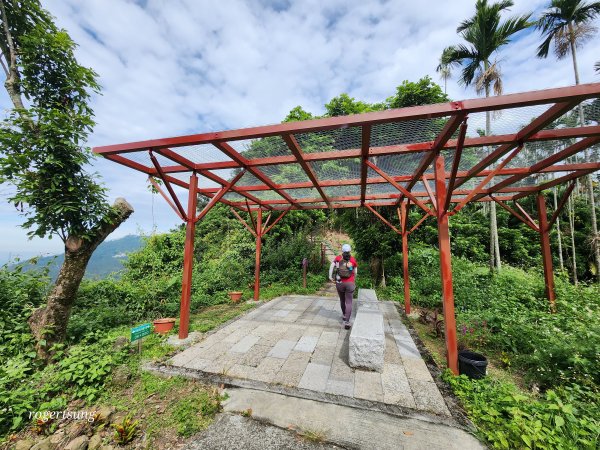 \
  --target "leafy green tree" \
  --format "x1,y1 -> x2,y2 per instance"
536,0 -> 600,282
324,93 -> 384,116
385,76 -> 449,108
439,0 -> 532,272
0,0 -> 133,357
